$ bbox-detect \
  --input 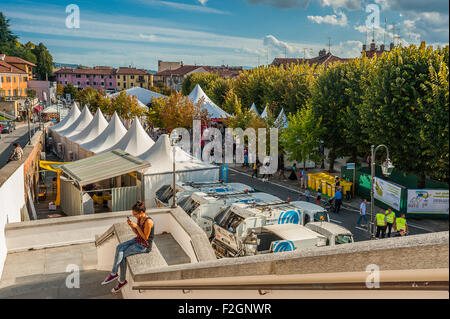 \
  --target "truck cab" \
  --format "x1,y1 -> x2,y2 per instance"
305,222 -> 354,246
291,201 -> 330,225
212,205 -> 327,258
